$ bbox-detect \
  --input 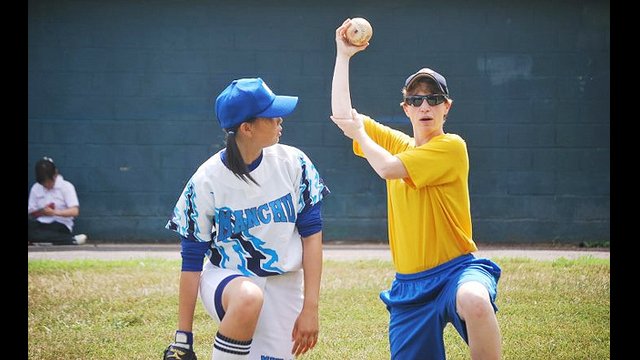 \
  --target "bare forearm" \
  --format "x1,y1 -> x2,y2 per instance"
177,271 -> 201,331
301,231 -> 323,309
331,55 -> 353,119
353,130 -> 409,180
54,206 -> 79,217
